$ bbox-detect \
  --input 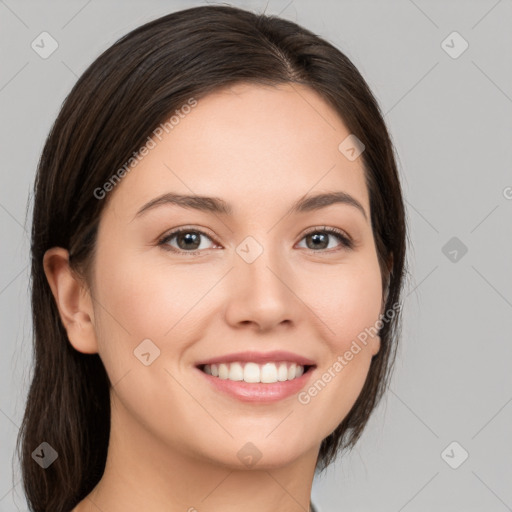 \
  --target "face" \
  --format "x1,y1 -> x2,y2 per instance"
85,82 -> 384,469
